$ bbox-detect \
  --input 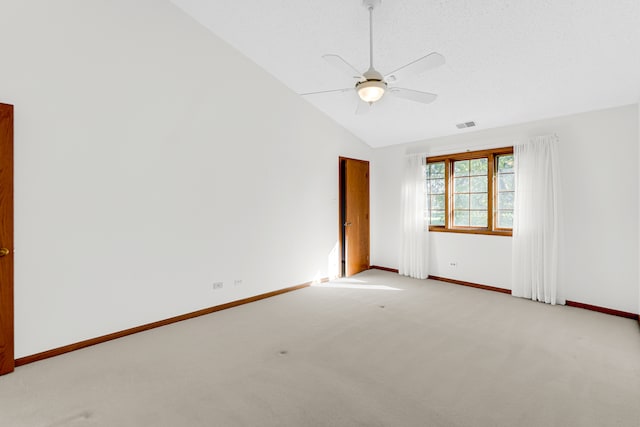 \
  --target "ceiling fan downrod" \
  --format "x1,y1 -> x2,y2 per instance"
357,0 -> 386,103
